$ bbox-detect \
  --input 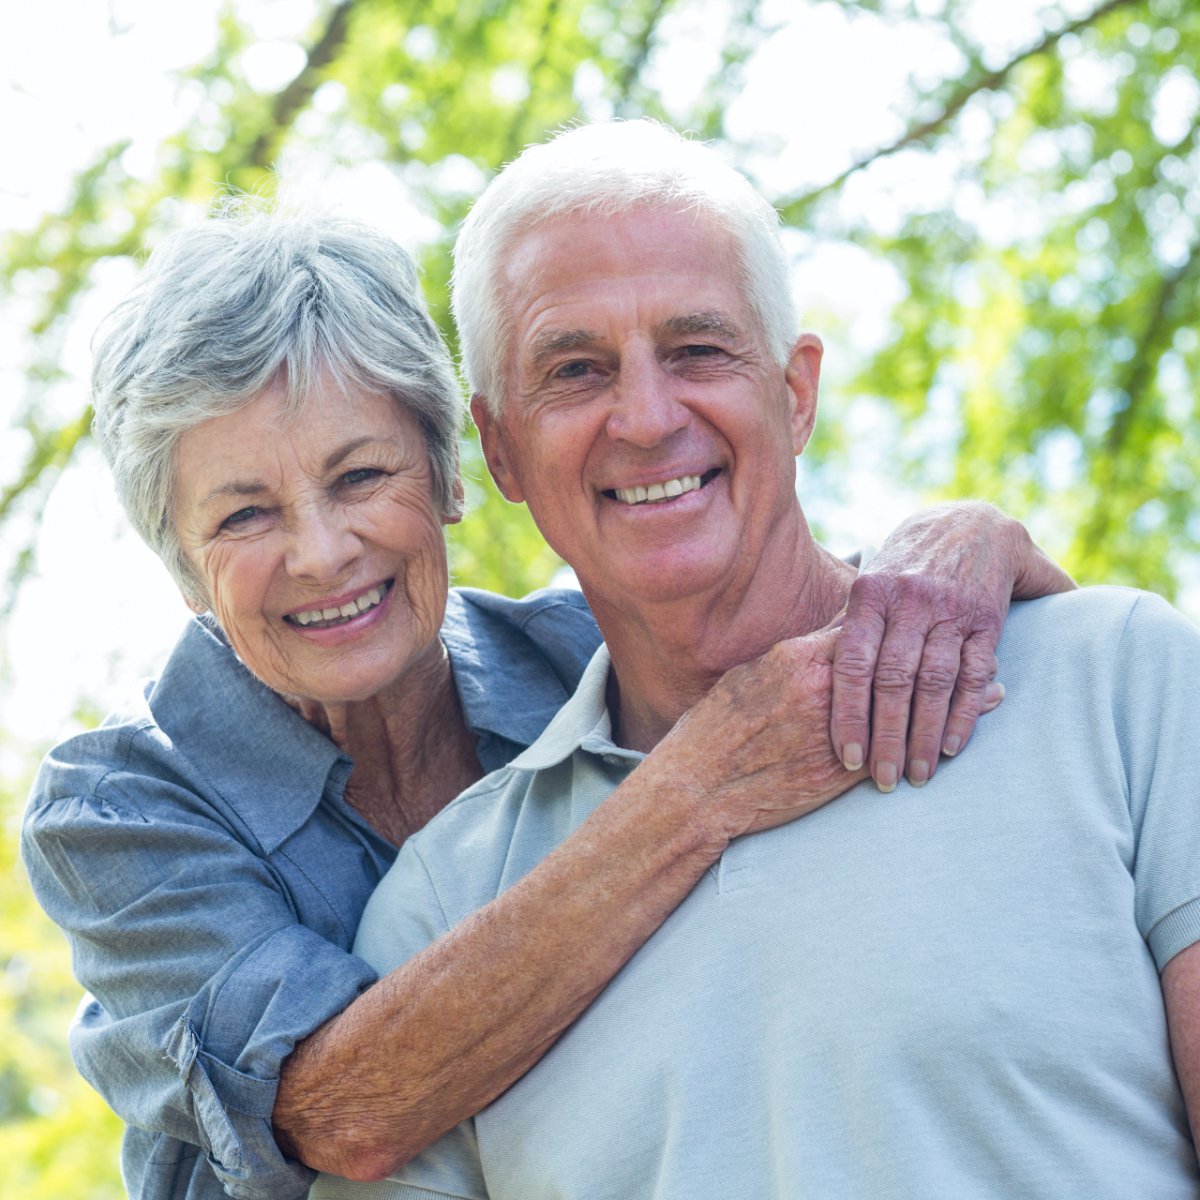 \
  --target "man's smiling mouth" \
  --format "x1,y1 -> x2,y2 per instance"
607,469 -> 720,506
285,581 -> 393,628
